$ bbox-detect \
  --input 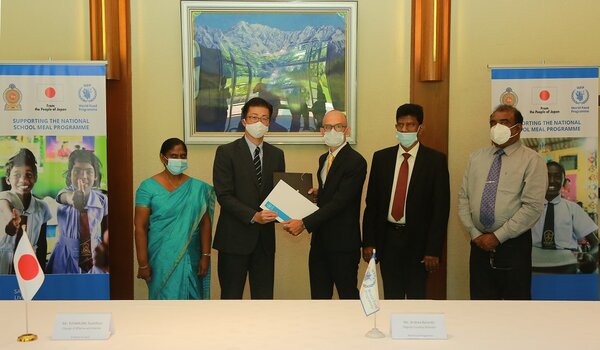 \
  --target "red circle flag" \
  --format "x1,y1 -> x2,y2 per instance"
45,87 -> 56,98
539,90 -> 550,101
17,254 -> 40,281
